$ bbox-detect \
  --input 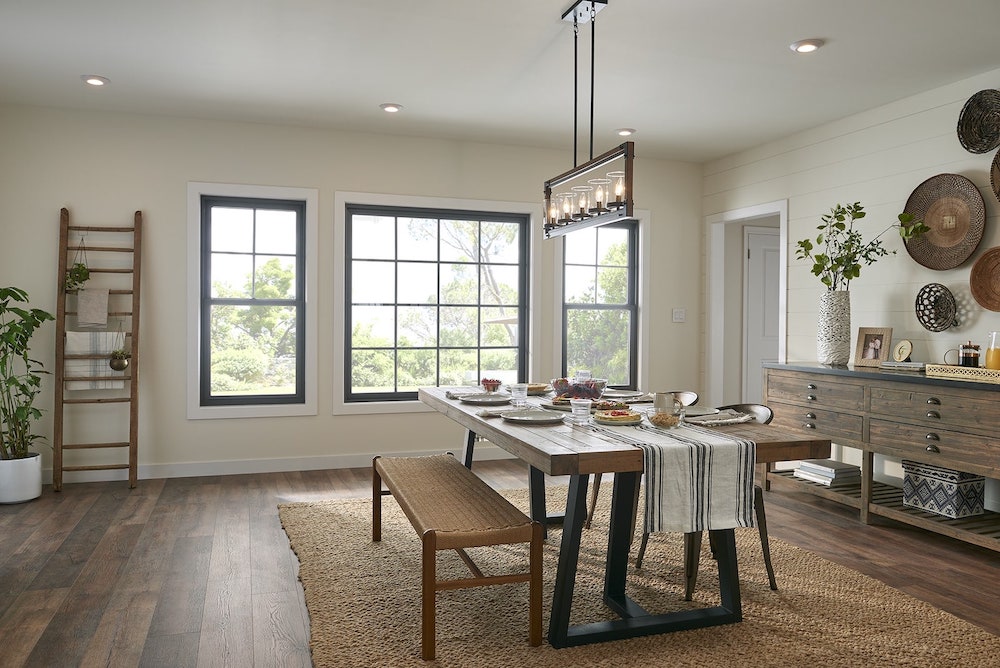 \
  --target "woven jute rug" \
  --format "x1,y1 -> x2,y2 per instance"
279,488 -> 1000,667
